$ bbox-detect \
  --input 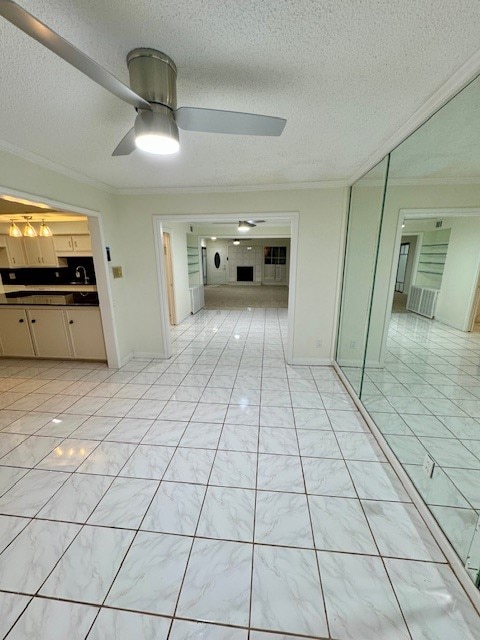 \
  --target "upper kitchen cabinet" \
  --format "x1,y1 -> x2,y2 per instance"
54,235 -> 92,256
23,236 -> 64,267
0,236 -> 28,267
